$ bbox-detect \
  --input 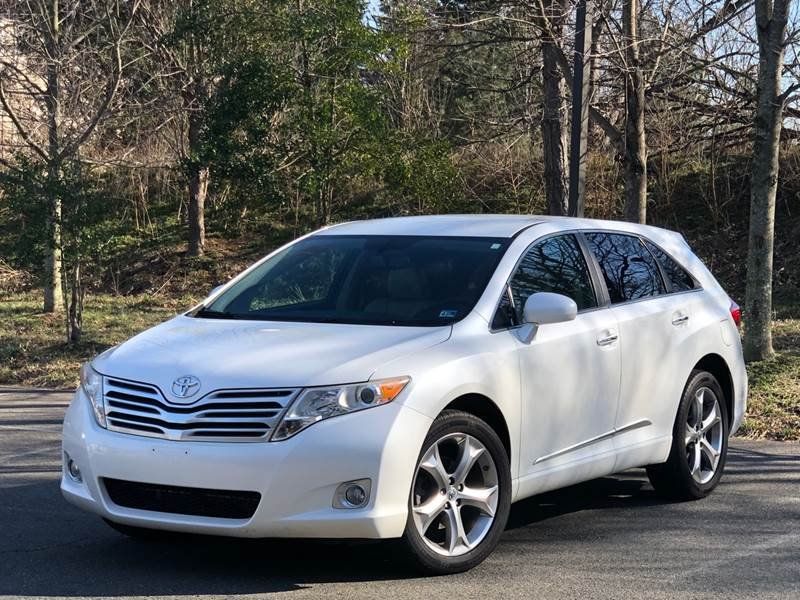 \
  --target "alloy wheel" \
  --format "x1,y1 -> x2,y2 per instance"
411,433 -> 499,557
685,386 -> 723,484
